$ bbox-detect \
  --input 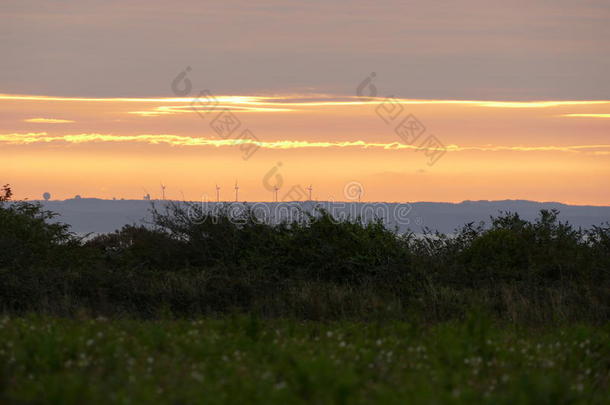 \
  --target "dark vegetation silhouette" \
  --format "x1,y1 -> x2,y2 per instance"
1,185 -> 608,323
